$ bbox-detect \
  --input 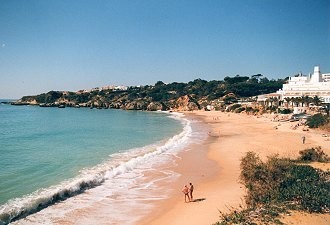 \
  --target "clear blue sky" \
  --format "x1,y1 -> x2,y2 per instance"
0,0 -> 329,98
